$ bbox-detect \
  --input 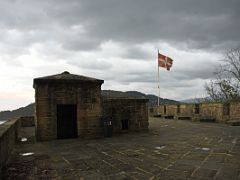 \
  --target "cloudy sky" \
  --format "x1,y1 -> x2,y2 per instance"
0,0 -> 239,110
